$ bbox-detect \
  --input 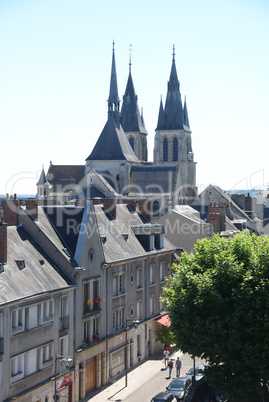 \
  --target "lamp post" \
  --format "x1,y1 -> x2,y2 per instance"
54,354 -> 73,401
124,318 -> 140,388
192,356 -> 196,384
